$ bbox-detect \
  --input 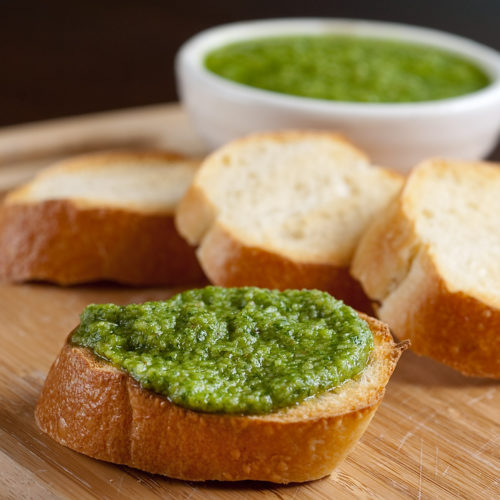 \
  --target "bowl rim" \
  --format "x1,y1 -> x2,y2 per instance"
176,17 -> 500,117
